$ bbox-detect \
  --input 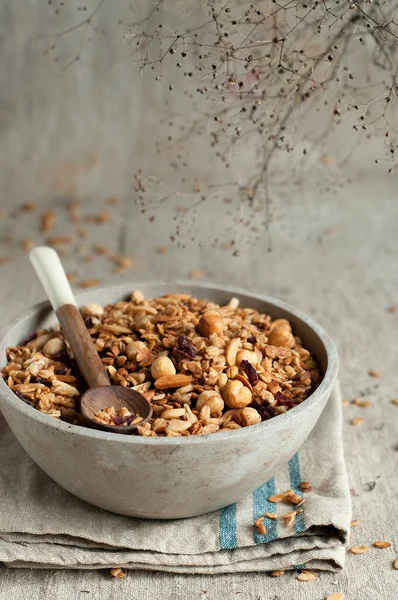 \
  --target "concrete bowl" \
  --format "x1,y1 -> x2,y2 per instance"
0,282 -> 338,519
